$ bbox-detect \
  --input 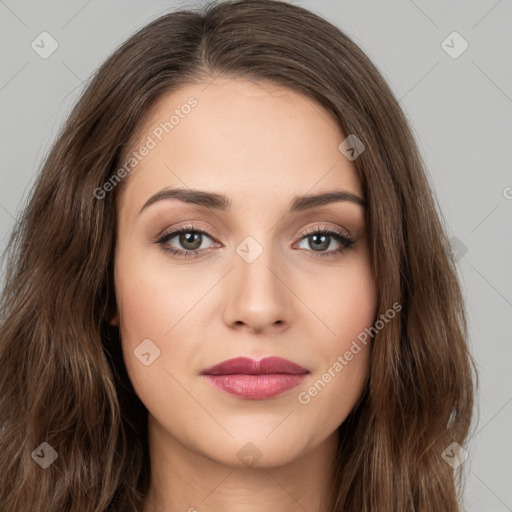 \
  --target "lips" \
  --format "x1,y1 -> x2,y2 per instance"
200,356 -> 310,400
200,356 -> 309,376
